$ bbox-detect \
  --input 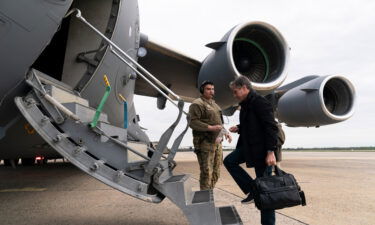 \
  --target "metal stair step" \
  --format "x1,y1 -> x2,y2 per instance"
217,206 -> 243,225
165,174 -> 188,183
157,174 -> 194,207
155,174 -> 245,225
97,121 -> 127,142
63,102 -> 108,123
47,85 -> 89,107
14,96 -> 163,203
191,190 -> 214,204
